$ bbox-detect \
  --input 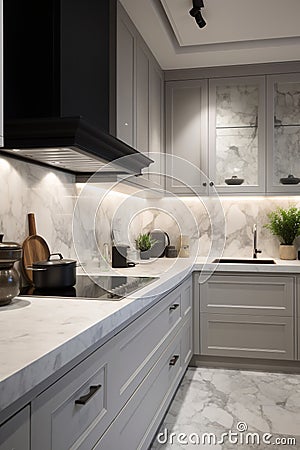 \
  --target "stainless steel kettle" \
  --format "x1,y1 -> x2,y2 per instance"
0,234 -> 22,306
